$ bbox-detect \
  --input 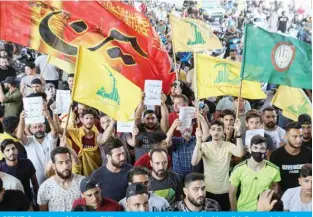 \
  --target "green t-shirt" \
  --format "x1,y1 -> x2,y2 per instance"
229,160 -> 281,211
